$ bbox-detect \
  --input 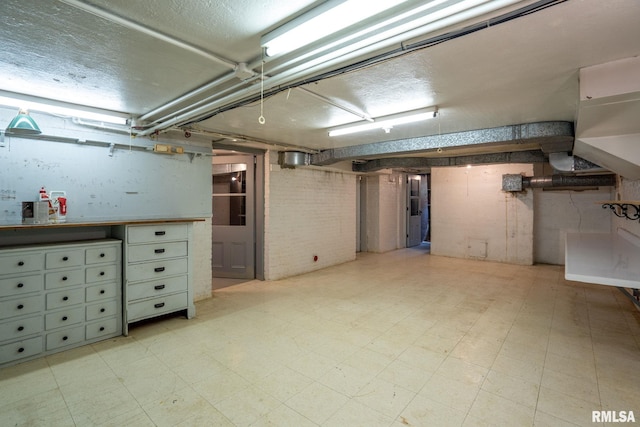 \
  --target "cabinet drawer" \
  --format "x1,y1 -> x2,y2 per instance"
86,282 -> 118,302
45,306 -> 84,331
128,241 -> 188,263
45,325 -> 84,351
86,300 -> 118,321
86,264 -> 118,284
45,249 -> 84,269
0,295 -> 43,320
0,336 -> 42,364
45,288 -> 84,310
127,275 -> 188,301
0,315 -> 42,342
127,292 -> 188,322
127,258 -> 188,282
0,274 -> 43,298
128,224 -> 188,244
85,245 -> 119,265
0,253 -> 44,275
86,318 -> 119,340
45,269 -> 84,290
